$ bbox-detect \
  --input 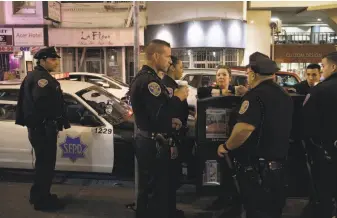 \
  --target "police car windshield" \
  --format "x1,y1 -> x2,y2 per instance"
76,86 -> 130,125
102,75 -> 129,87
